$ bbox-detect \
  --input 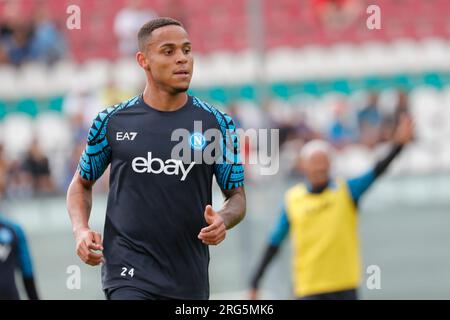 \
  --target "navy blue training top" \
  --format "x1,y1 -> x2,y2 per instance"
78,94 -> 244,299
